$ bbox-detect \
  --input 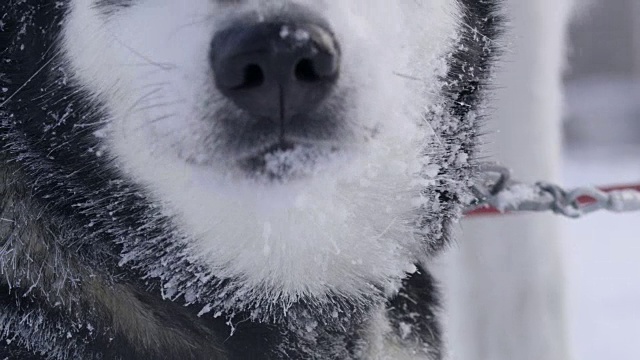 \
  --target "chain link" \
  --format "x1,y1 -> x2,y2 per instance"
467,163 -> 640,218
